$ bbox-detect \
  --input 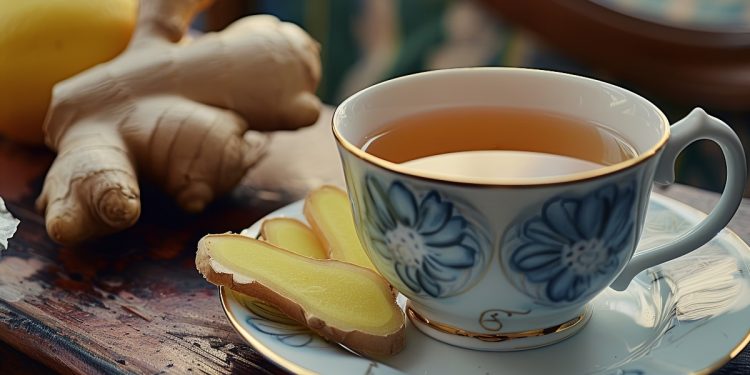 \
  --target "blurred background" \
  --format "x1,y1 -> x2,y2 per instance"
200,0 -> 750,196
